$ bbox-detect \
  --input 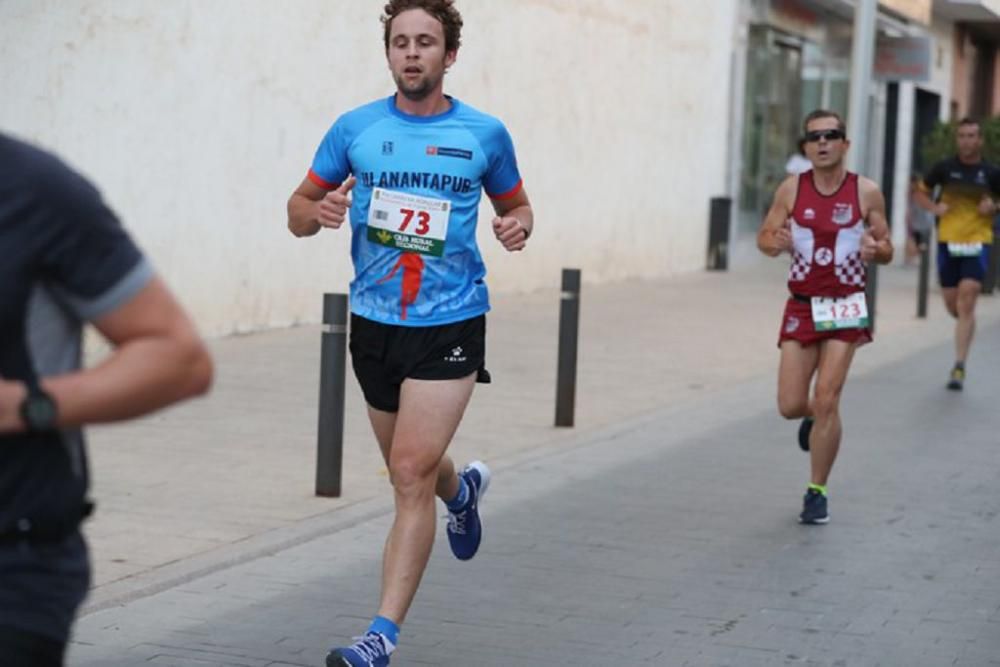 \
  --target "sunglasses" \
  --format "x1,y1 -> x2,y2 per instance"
804,129 -> 845,143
